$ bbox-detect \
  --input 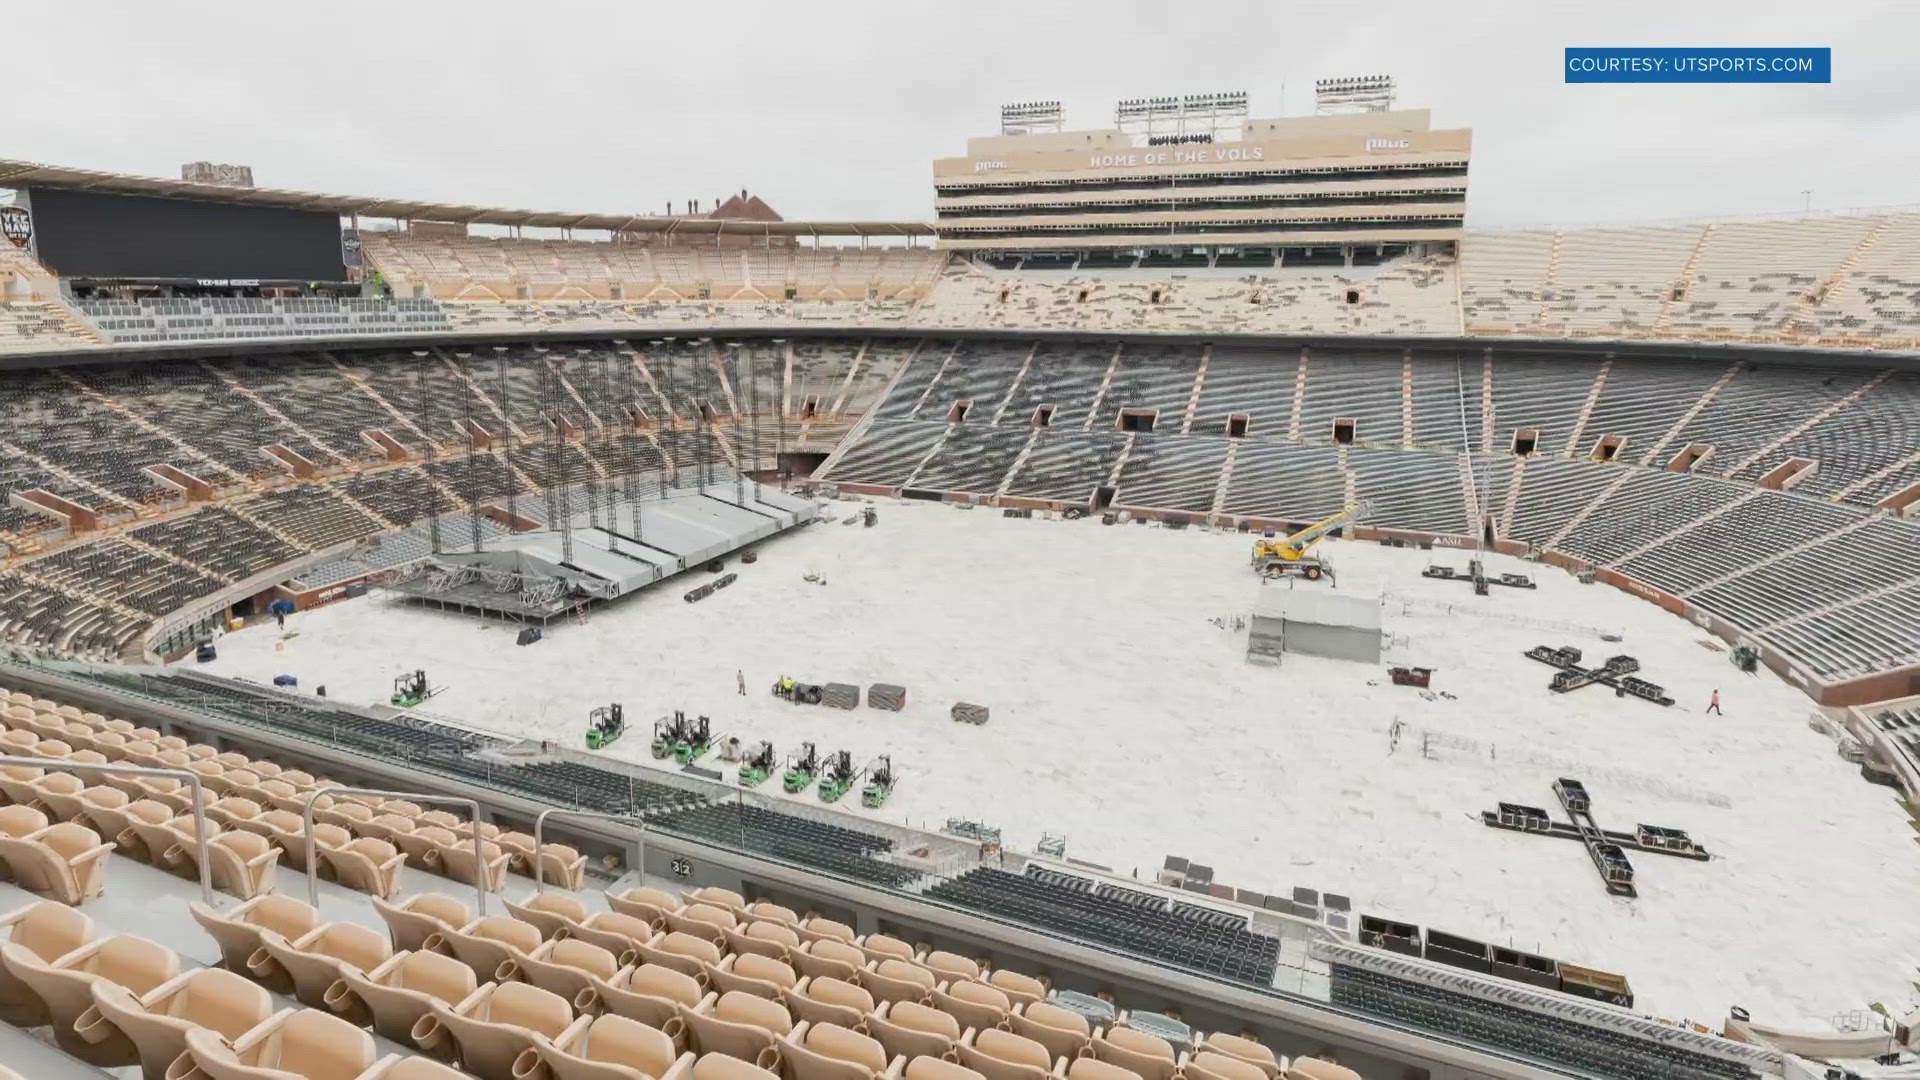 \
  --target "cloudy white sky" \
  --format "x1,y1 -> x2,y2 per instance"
8,0 -> 1914,228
